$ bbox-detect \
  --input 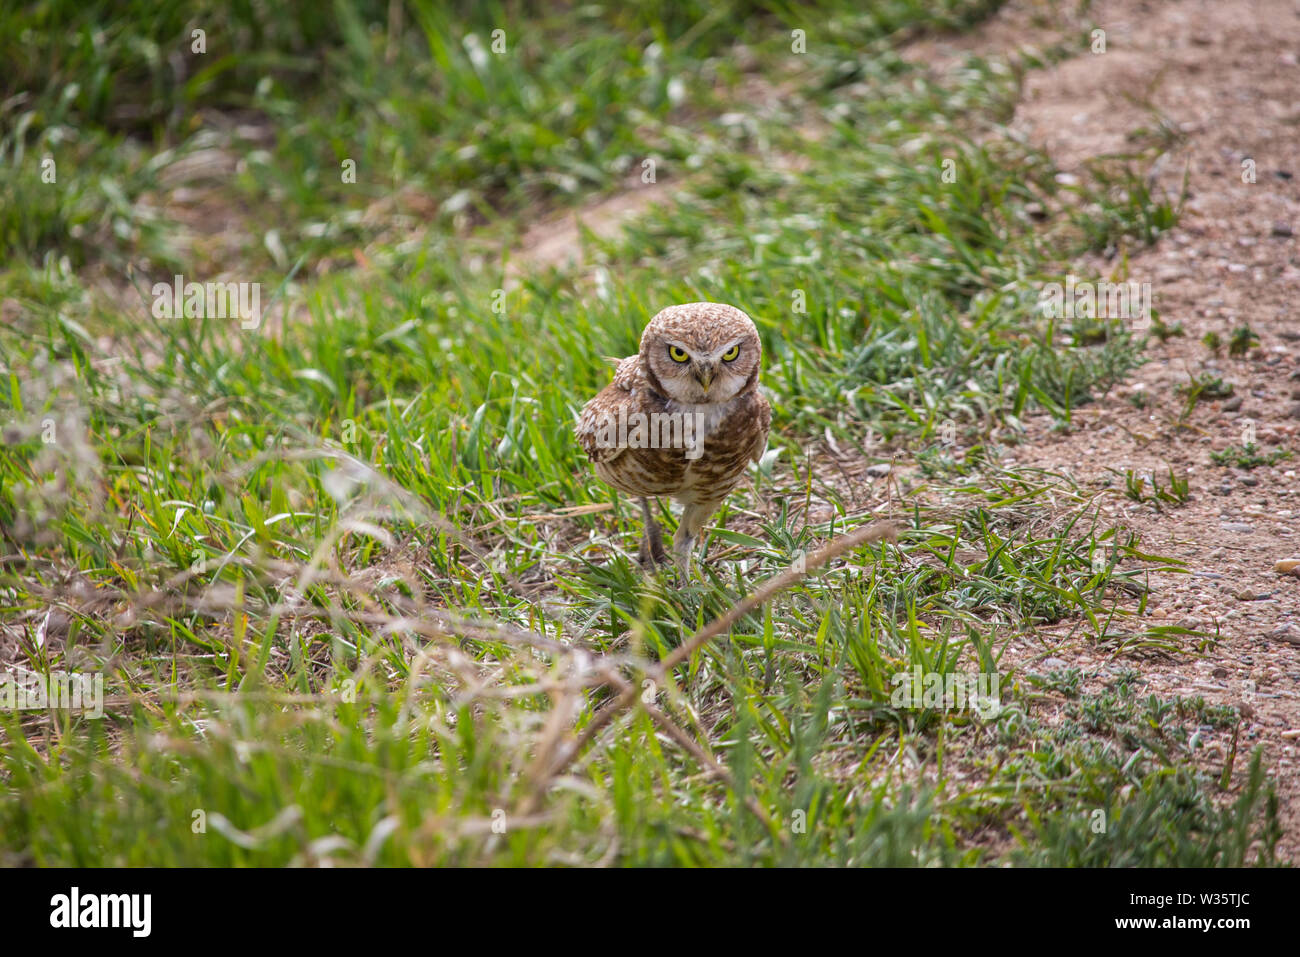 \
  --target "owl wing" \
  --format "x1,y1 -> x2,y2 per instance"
574,355 -> 643,463
610,354 -> 643,391
746,391 -> 773,464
